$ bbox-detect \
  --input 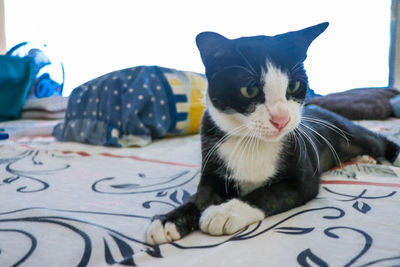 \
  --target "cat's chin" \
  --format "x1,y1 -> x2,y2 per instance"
257,131 -> 287,142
